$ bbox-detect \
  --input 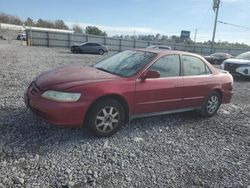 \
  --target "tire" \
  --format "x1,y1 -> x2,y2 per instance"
98,49 -> 104,55
76,48 -> 81,54
71,48 -> 76,53
87,99 -> 125,137
200,91 -> 221,117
